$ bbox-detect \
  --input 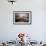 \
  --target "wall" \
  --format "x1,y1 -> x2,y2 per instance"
0,0 -> 46,42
